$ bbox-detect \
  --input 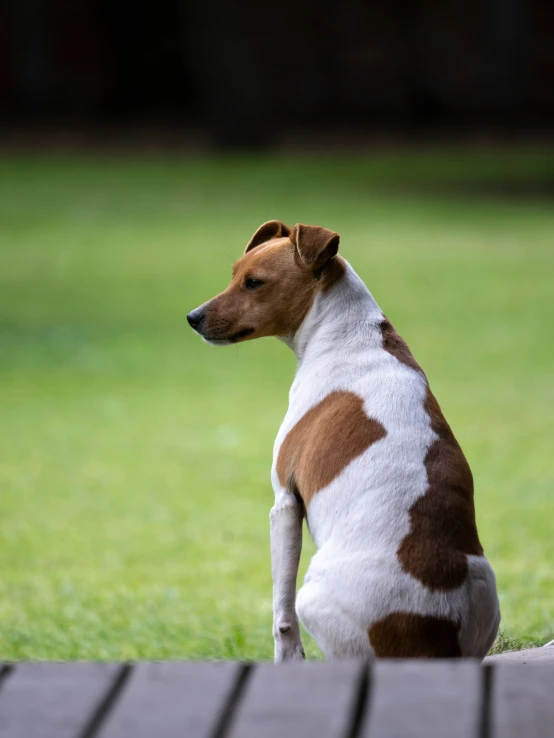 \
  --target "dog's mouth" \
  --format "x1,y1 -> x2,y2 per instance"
200,327 -> 255,345
230,327 -> 255,343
